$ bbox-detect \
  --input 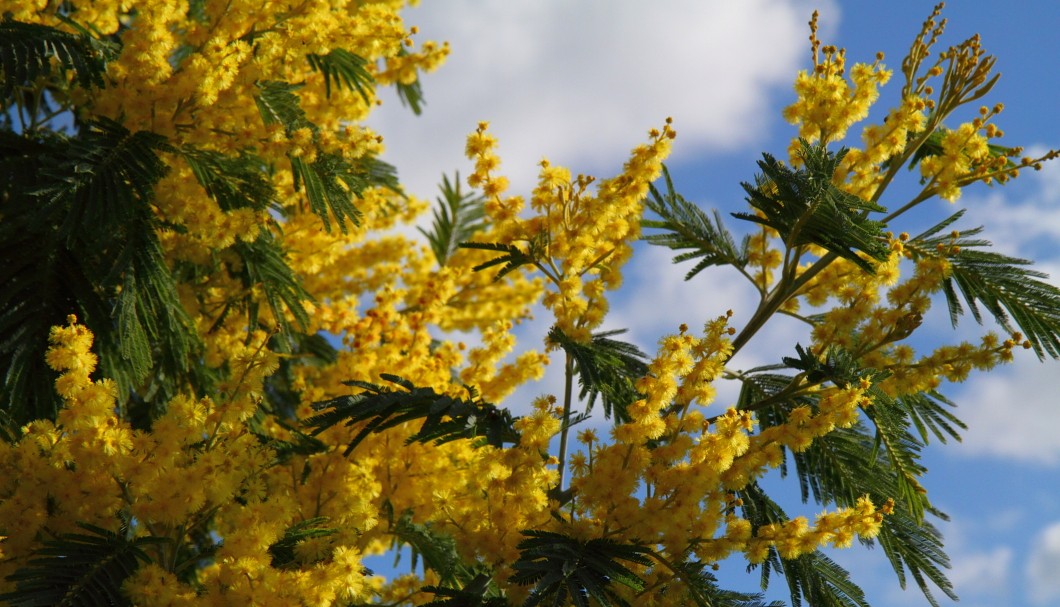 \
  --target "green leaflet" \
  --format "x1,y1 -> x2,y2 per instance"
547,326 -> 648,423
0,14 -> 116,101
420,172 -> 487,266
305,374 -> 521,455
643,164 -> 750,280
268,517 -> 338,568
510,530 -> 652,607
0,522 -> 165,607
734,140 -> 890,274
307,48 -> 374,102
908,209 -> 1060,359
